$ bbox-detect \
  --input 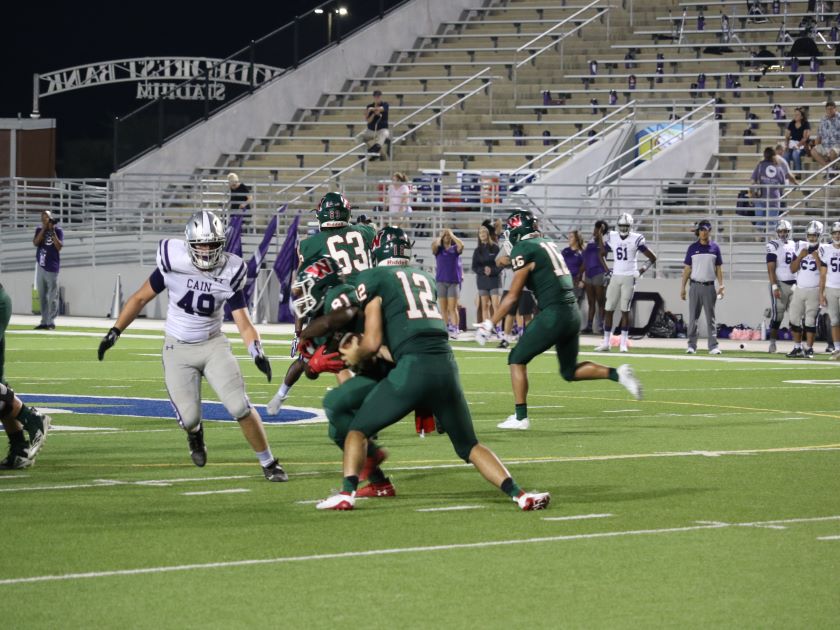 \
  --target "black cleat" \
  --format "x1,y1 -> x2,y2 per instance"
262,458 -> 288,482
804,347 -> 815,359
24,411 -> 51,460
786,347 -> 804,358
826,345 -> 836,354
0,442 -> 32,470
187,424 -> 207,467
